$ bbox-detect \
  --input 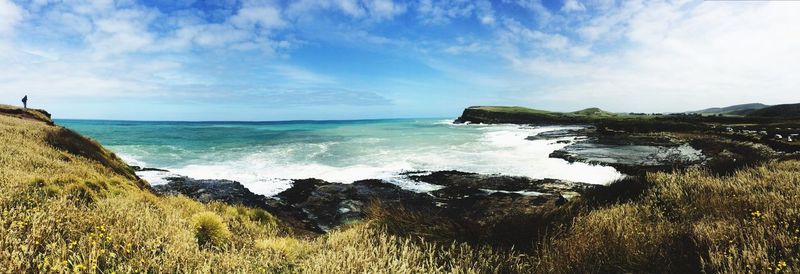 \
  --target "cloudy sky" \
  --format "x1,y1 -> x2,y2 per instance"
0,0 -> 798,120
